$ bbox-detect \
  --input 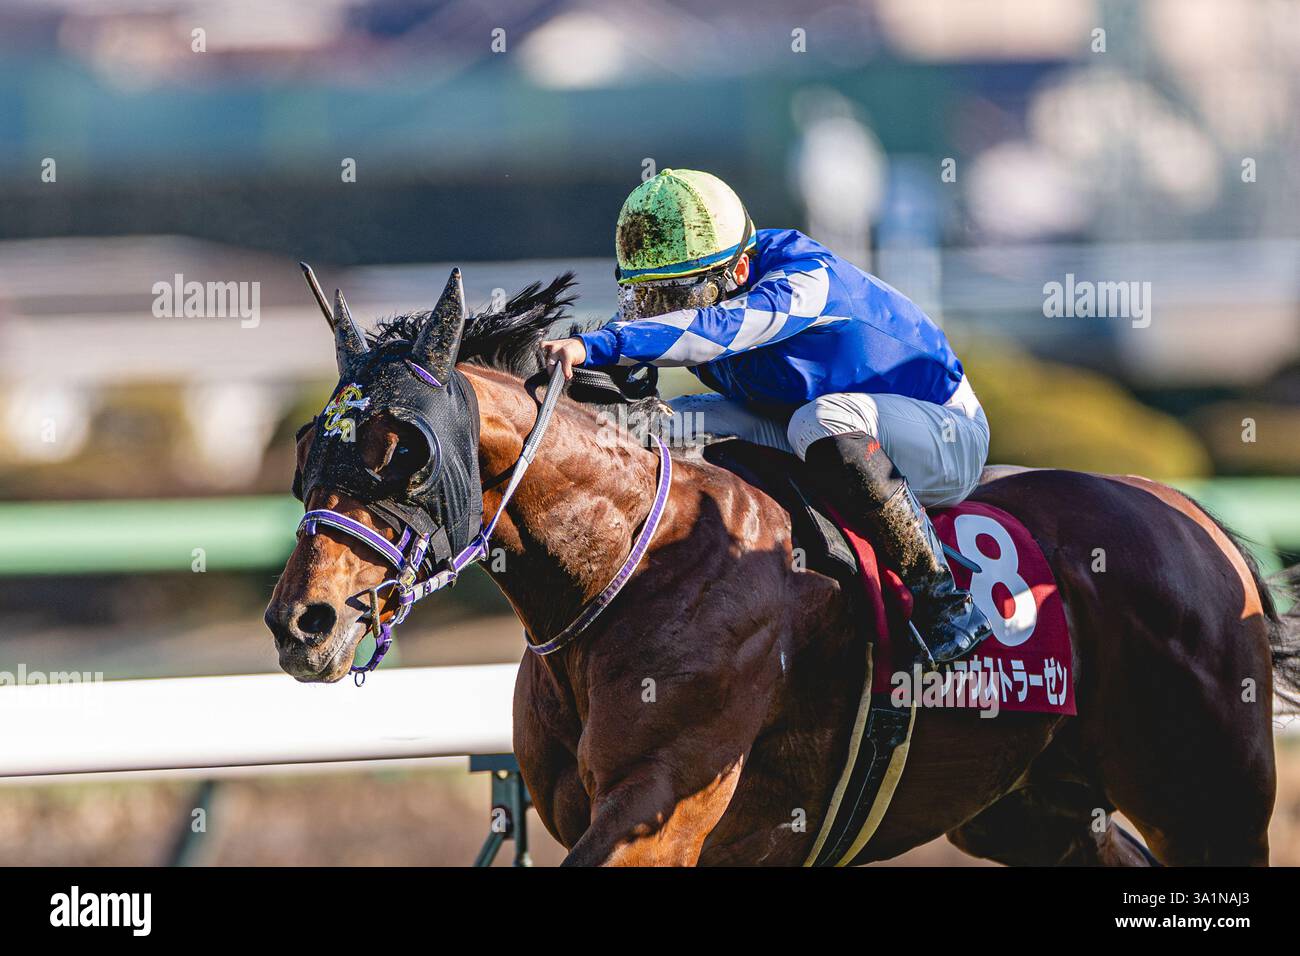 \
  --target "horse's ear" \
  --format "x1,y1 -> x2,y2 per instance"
333,288 -> 368,378
412,268 -> 467,384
